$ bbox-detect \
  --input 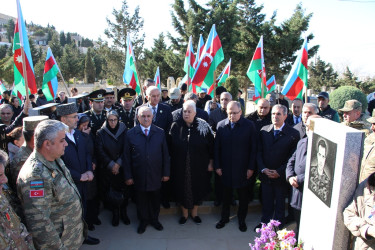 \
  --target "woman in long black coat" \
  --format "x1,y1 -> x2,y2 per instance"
96,110 -> 129,227
169,100 -> 214,225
